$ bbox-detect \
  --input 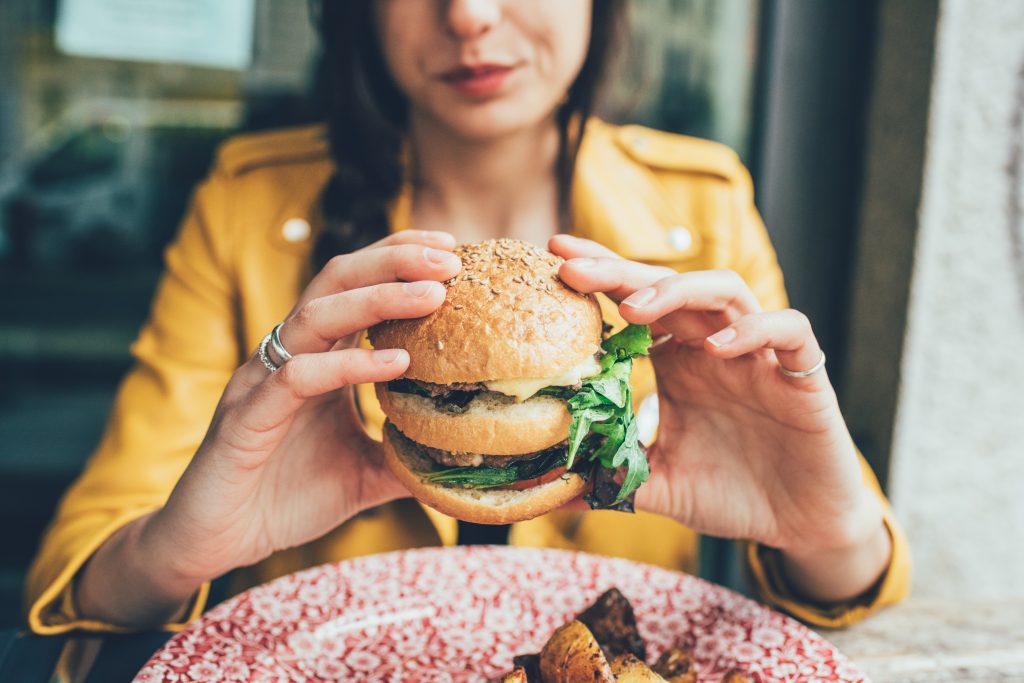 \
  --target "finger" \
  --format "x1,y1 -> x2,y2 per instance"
359,229 -> 457,252
238,348 -> 410,438
278,280 -> 446,356
558,256 -> 677,301
302,243 -> 460,303
617,270 -> 762,343
548,234 -> 625,260
704,309 -> 825,382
